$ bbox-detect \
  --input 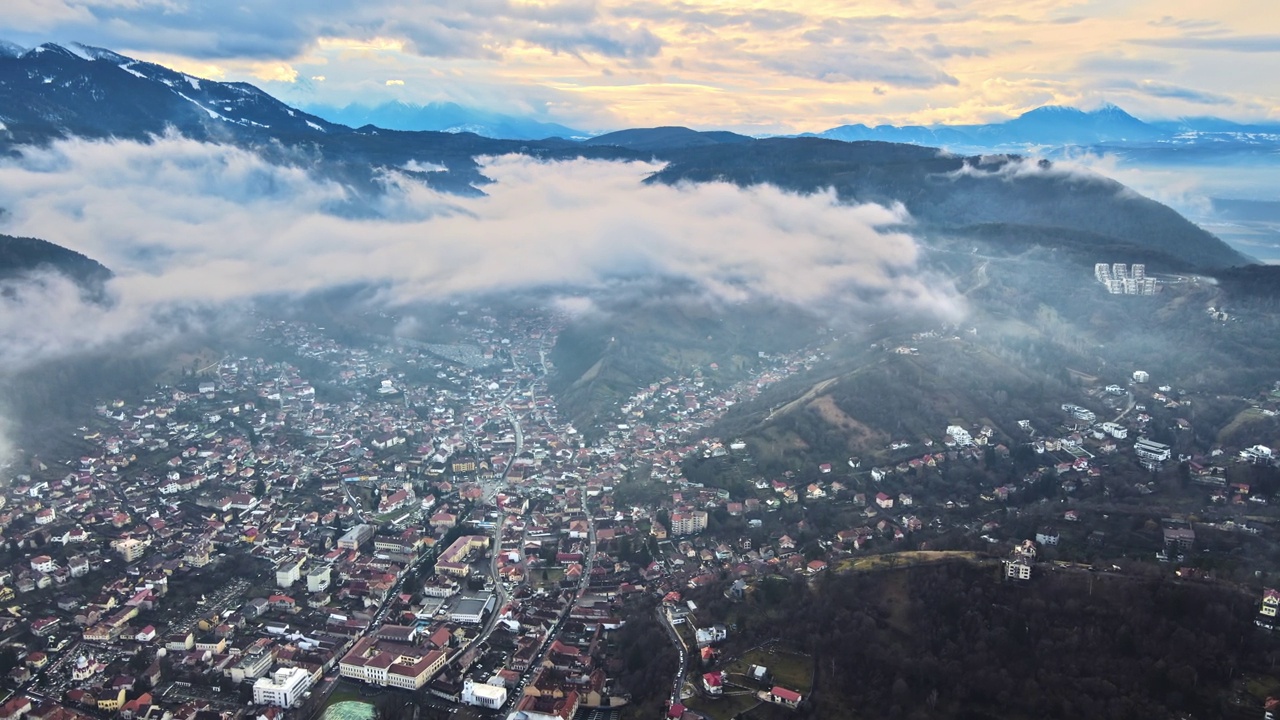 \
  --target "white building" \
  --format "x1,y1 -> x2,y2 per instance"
945,425 -> 973,447
276,559 -> 304,588
253,667 -> 313,708
1133,370 -> 1150,383
670,510 -> 708,536
1100,422 -> 1128,440
1004,557 -> 1032,581
462,679 -> 507,709
1134,438 -> 1171,462
306,565 -> 331,593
